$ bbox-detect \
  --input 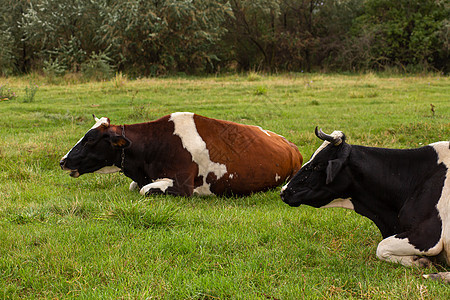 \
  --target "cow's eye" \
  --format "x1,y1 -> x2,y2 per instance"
83,137 -> 95,145
313,163 -> 326,171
